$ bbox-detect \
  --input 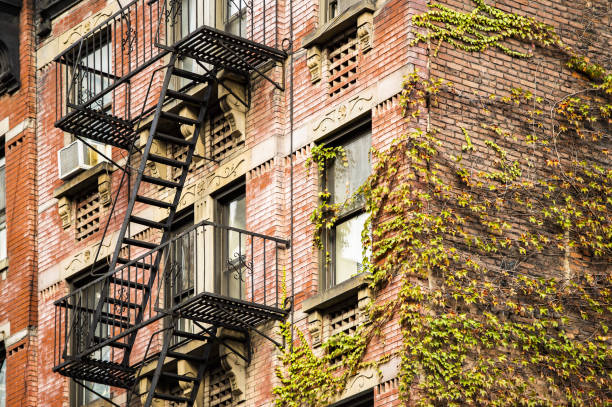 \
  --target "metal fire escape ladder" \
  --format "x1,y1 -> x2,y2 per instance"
86,51 -> 215,366
141,323 -> 215,407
